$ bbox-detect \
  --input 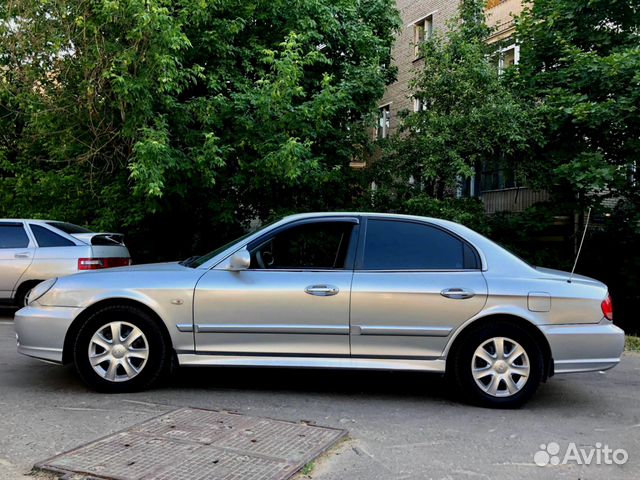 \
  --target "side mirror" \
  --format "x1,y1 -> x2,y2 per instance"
228,247 -> 251,271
